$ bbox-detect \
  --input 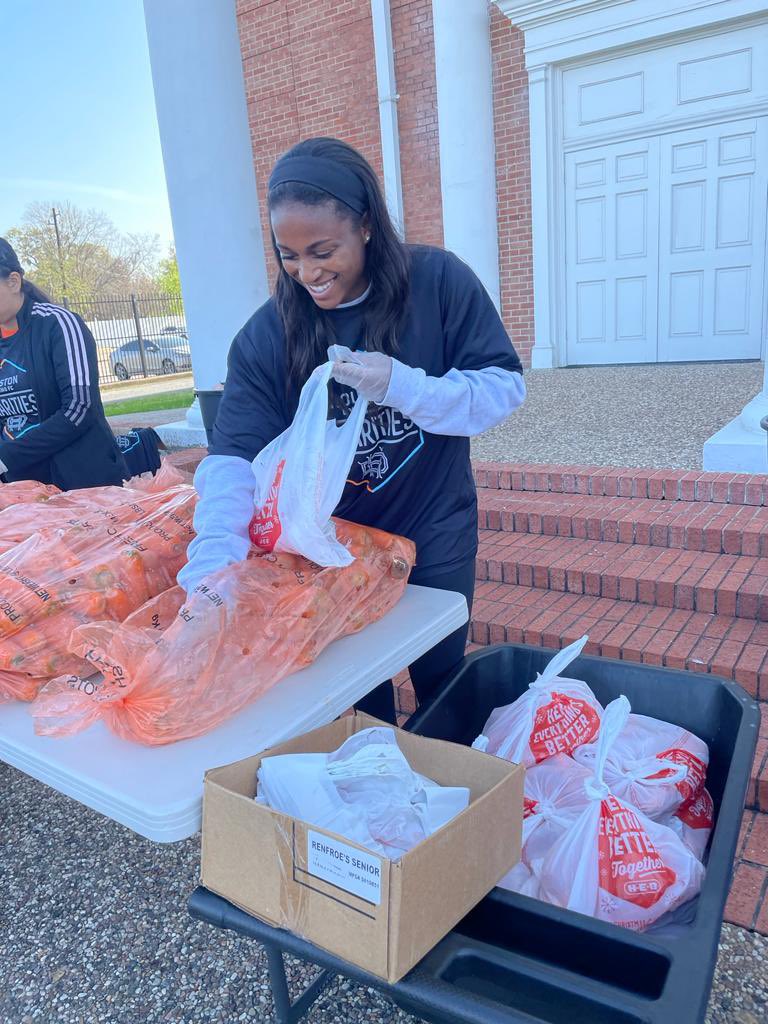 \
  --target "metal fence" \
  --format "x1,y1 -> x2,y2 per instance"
56,292 -> 189,387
